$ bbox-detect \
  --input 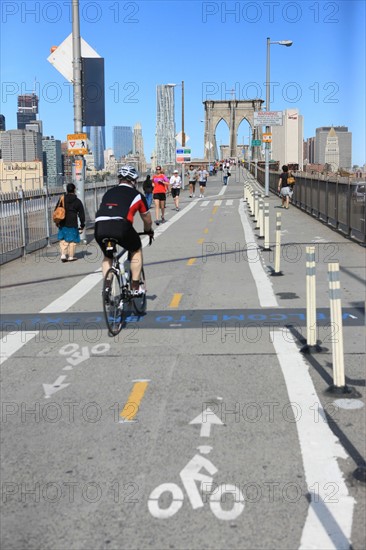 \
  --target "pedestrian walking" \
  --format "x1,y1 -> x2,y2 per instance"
198,166 -> 209,197
187,165 -> 198,198
278,165 -> 291,209
223,165 -> 231,186
55,183 -> 85,262
152,165 -> 169,225
170,169 -> 182,211
143,174 -> 153,209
